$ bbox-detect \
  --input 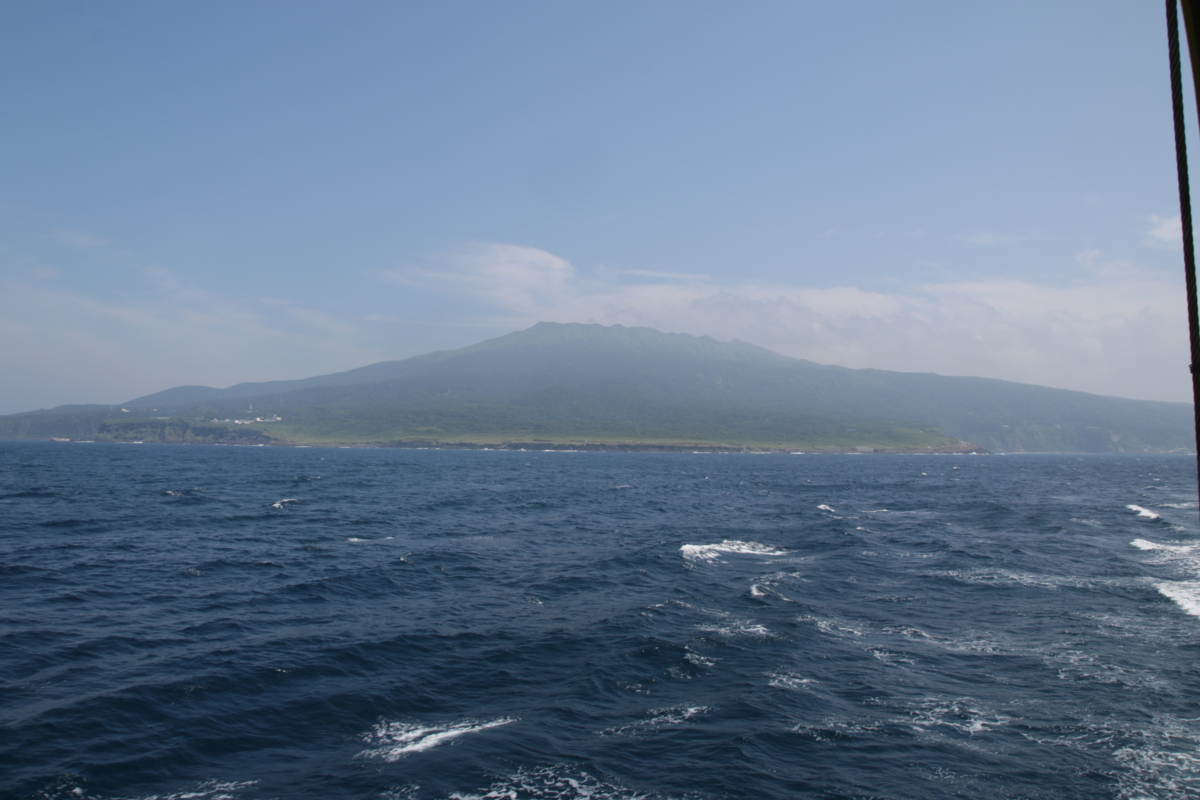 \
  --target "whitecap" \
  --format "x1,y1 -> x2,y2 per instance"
1156,581 -> 1200,618
118,780 -> 260,800
680,540 -> 789,562
360,717 -> 514,761
906,697 -> 1010,735
1129,538 -> 1198,552
270,498 -> 298,509
699,619 -> 772,637
598,705 -> 709,735
1131,538 -> 1166,551
1028,712 -> 1200,800
812,617 -> 868,637
817,503 -> 835,512
448,766 -> 663,799
768,671 -> 816,690
1127,504 -> 1161,520
868,646 -> 914,665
